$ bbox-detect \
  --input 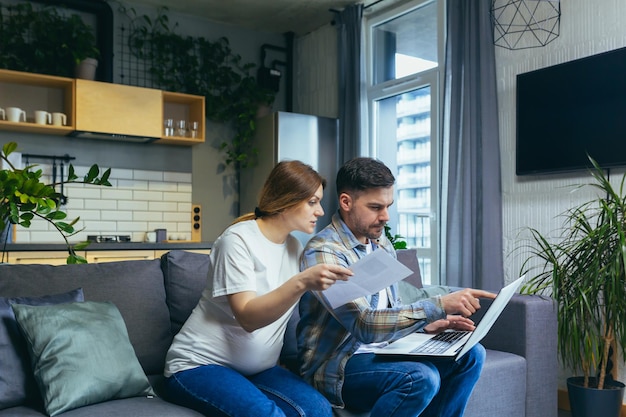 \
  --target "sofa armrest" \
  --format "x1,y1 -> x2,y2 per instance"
476,293 -> 557,417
